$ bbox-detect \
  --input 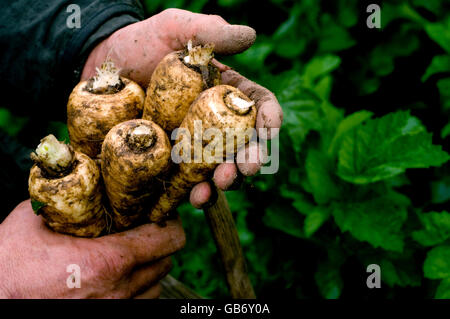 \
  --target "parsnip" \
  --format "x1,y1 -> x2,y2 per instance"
101,119 -> 171,230
67,60 -> 145,158
149,85 -> 256,222
28,135 -> 106,237
142,41 -> 220,132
